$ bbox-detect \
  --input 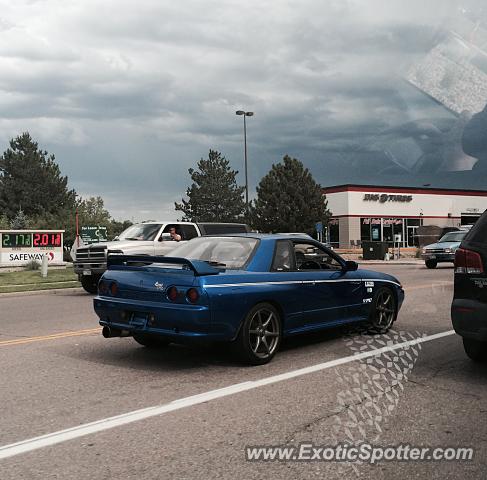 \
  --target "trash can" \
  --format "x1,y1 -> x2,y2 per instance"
362,241 -> 389,260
